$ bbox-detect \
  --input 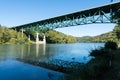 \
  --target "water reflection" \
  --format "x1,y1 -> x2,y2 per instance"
0,43 -> 105,63
43,44 -> 46,55
35,44 -> 46,57
36,44 -> 39,58
0,43 -> 105,80
20,45 -> 24,59
17,44 -> 49,62
28,44 -> 30,56
48,72 -> 55,79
